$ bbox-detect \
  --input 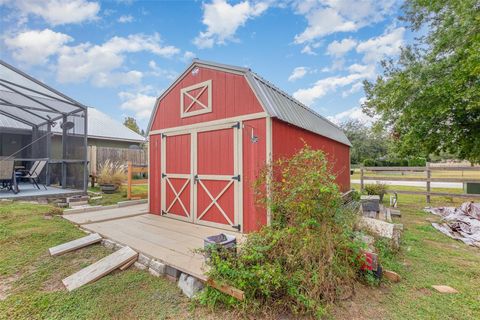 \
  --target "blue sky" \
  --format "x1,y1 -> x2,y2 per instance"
0,0 -> 410,130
